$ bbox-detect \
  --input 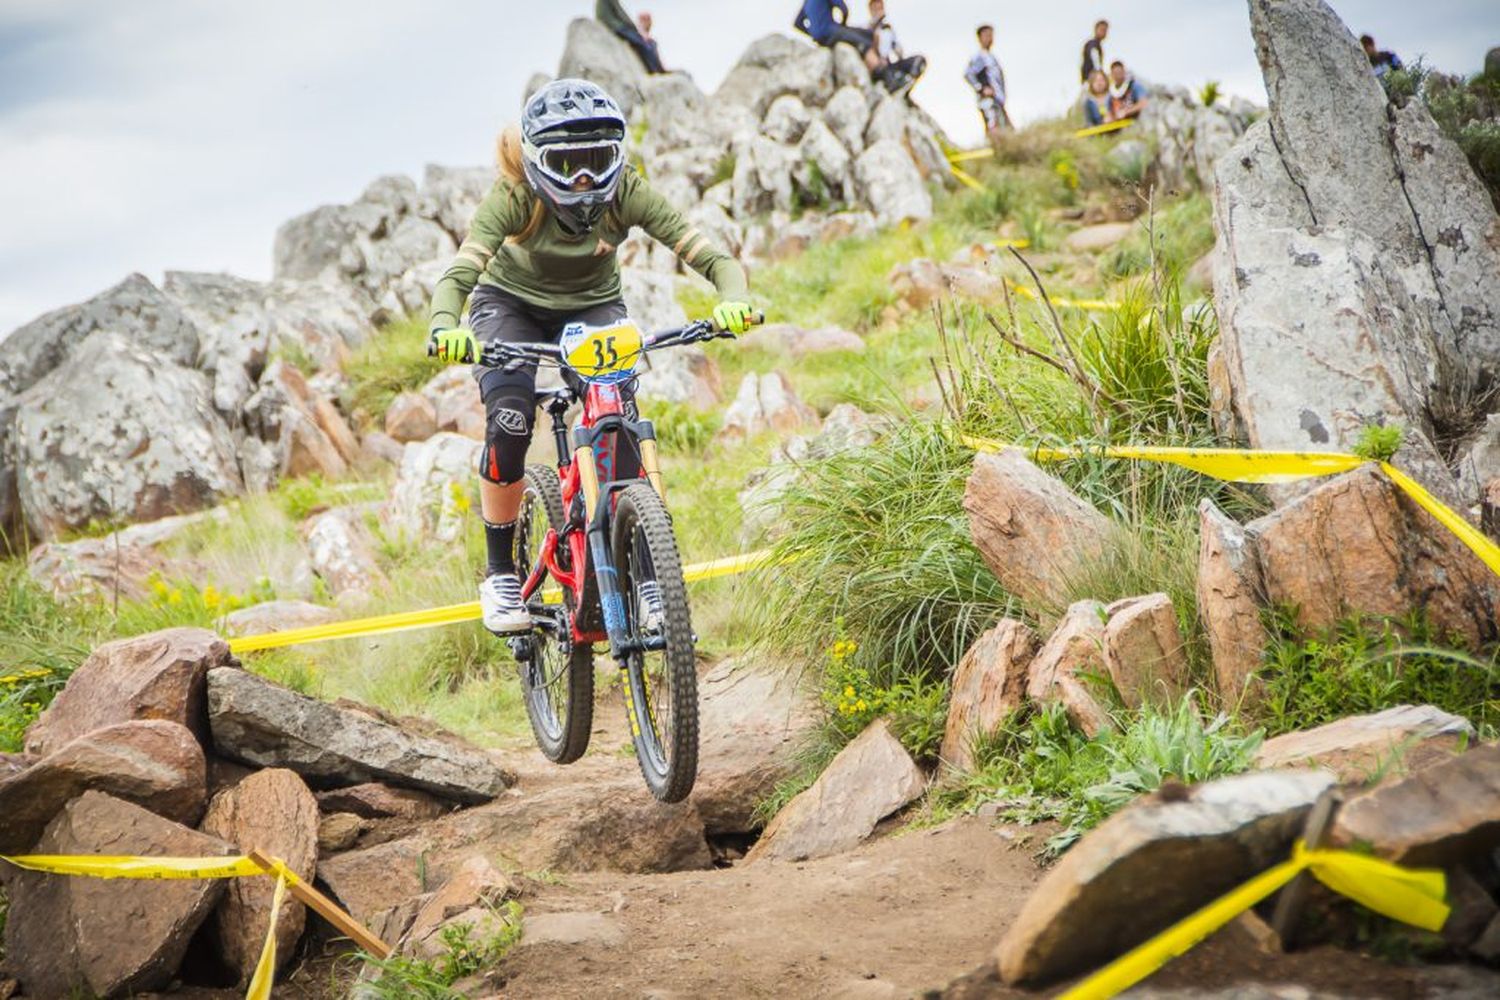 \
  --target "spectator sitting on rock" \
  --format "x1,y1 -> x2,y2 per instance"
1083,69 -> 1112,126
1360,34 -> 1404,80
867,0 -> 928,95
596,0 -> 665,74
793,0 -> 881,73
965,24 -> 1012,145
1081,19 -> 1108,83
635,12 -> 665,71
1107,59 -> 1148,120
